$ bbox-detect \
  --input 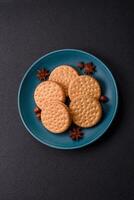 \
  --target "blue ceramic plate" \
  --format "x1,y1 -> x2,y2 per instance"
18,49 -> 118,149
